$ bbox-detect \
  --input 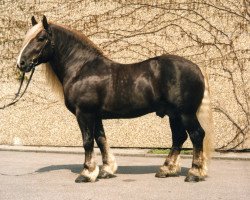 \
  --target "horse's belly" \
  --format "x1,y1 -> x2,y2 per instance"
101,108 -> 154,119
